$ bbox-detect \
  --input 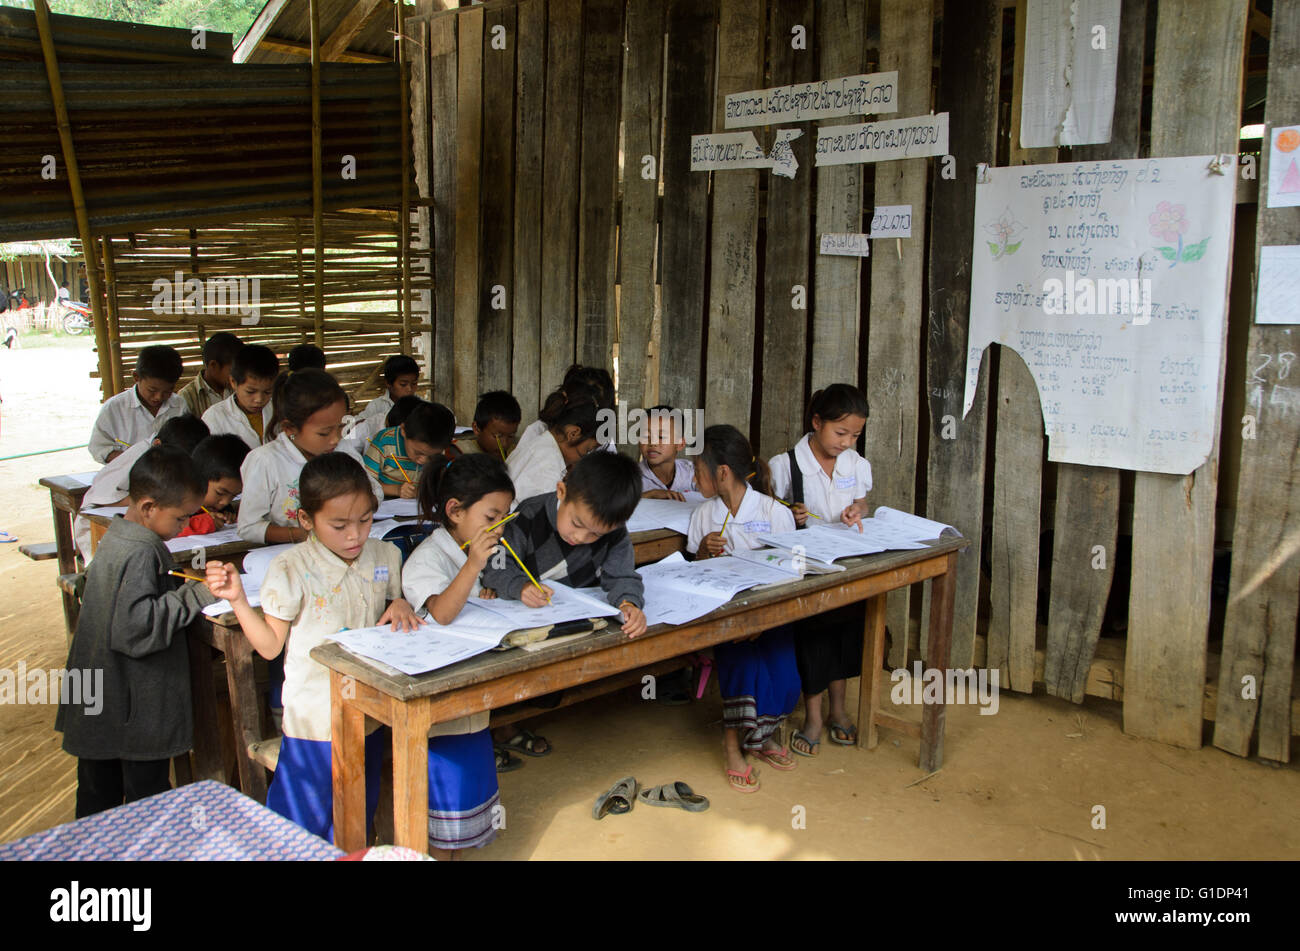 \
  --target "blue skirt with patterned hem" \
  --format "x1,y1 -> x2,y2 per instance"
713,625 -> 803,751
267,729 -> 500,851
